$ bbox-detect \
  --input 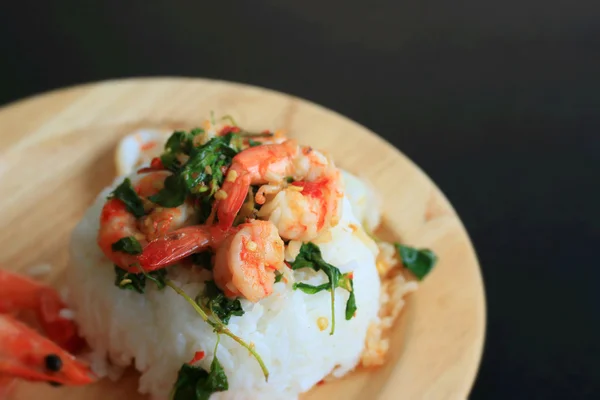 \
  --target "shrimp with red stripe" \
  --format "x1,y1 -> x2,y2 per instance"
215,139 -> 344,241
0,269 -> 96,391
139,219 -> 285,302
97,172 -> 195,272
